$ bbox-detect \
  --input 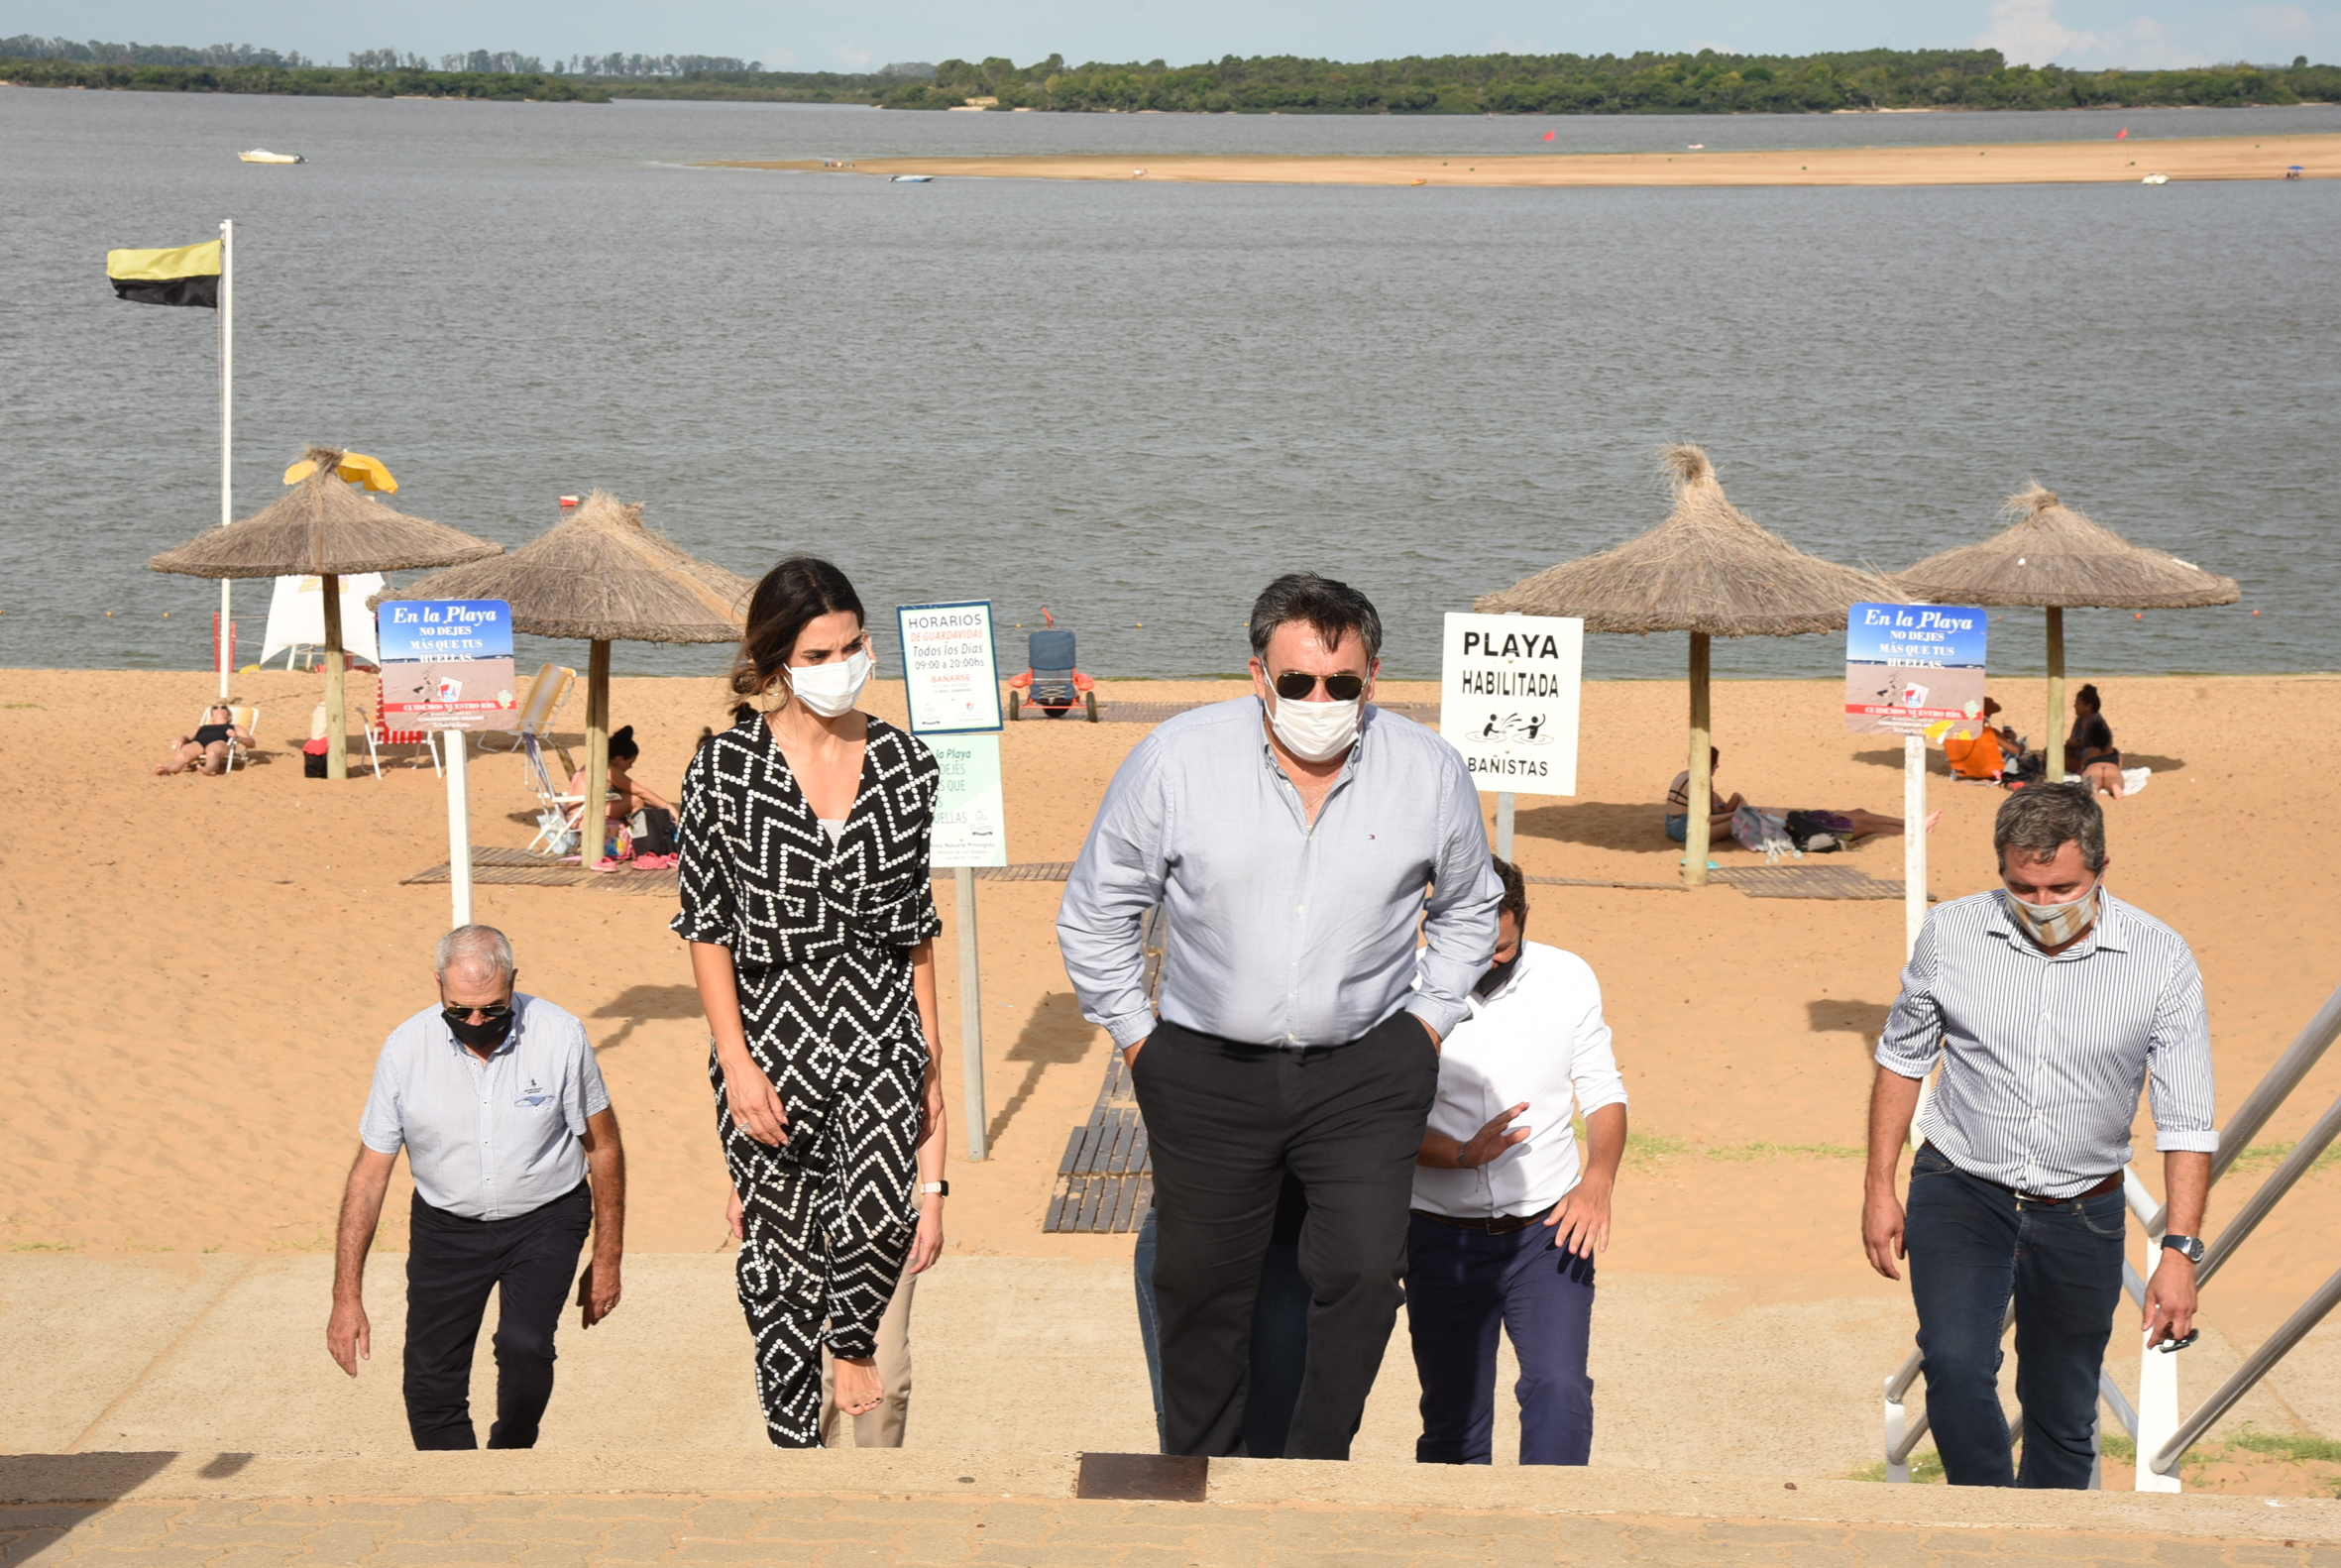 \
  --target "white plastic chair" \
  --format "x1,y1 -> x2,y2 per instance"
522,733 -> 587,856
